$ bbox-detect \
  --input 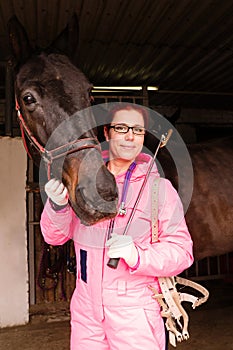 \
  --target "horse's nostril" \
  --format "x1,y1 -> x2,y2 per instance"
97,166 -> 118,198
97,185 -> 118,202
76,182 -> 117,204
